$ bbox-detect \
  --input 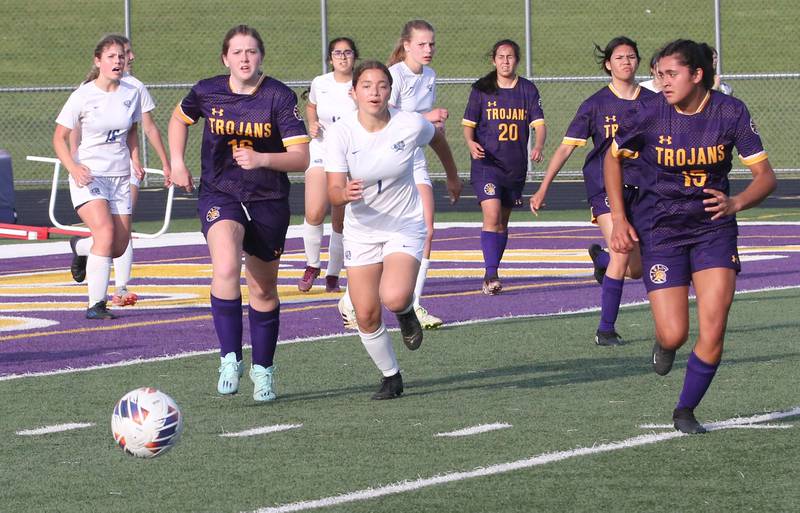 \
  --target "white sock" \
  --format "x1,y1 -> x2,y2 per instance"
76,237 -> 92,256
413,258 -> 430,307
113,239 -> 133,290
341,286 -> 354,310
358,322 -> 399,377
86,253 -> 112,306
326,231 -> 344,278
303,220 -> 324,268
